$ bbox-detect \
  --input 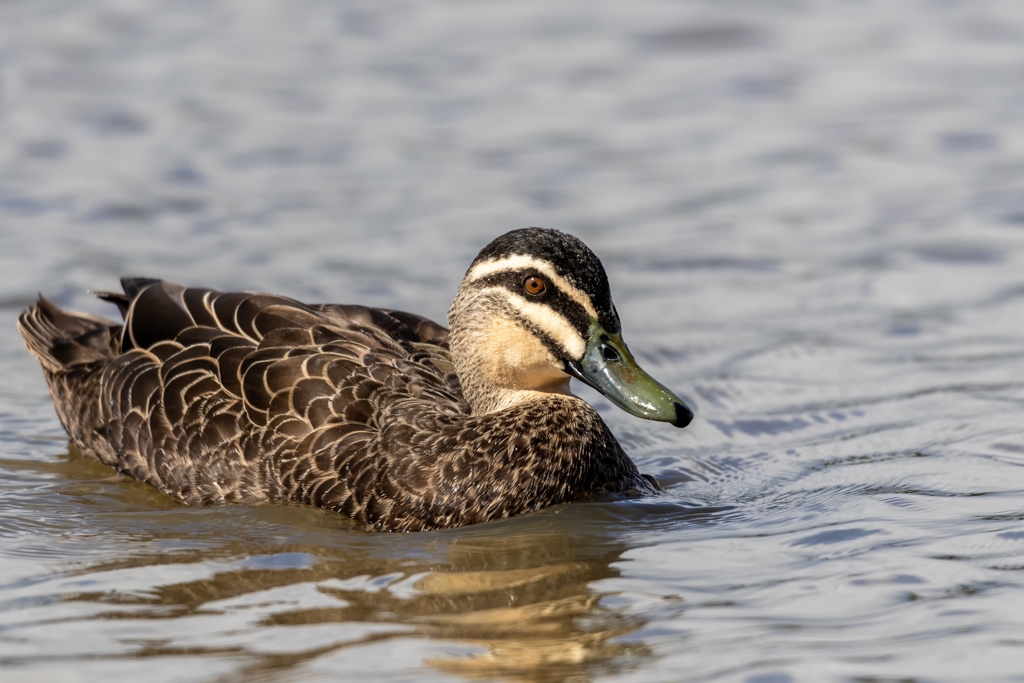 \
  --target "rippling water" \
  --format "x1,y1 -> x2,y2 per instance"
3,1 -> 1024,681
